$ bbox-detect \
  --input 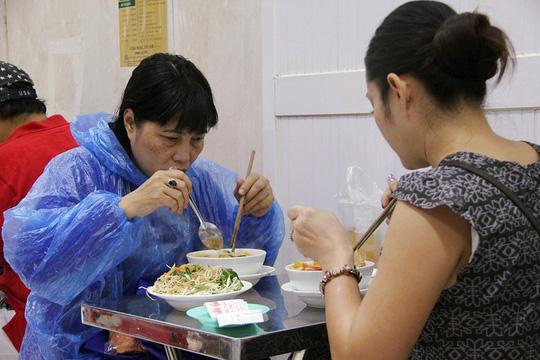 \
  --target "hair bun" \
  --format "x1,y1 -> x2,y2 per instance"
432,12 -> 511,82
